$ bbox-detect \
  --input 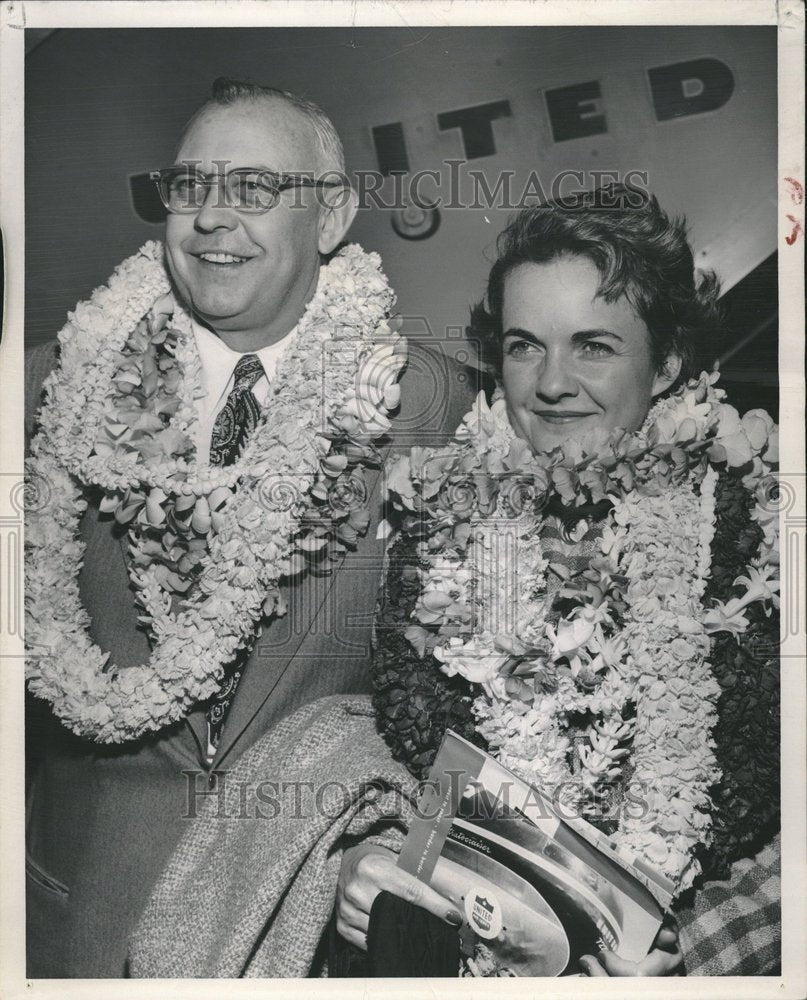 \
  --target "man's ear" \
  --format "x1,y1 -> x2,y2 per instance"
651,353 -> 683,397
318,184 -> 358,254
